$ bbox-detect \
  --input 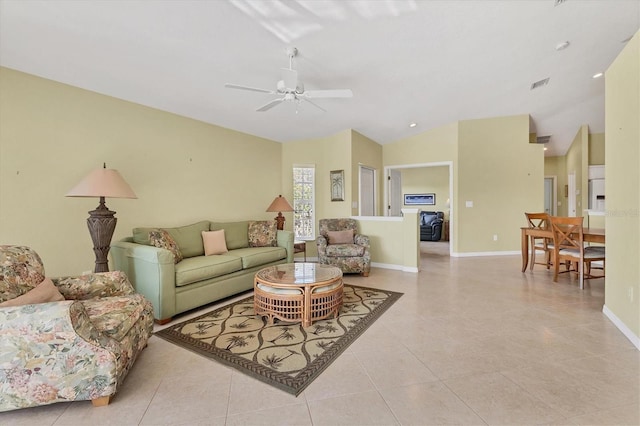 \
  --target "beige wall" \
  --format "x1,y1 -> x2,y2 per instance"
383,122 -> 458,248
401,166 -> 450,219
350,130 -> 383,216
589,133 -> 605,165
383,122 -> 458,166
457,114 -> 542,253
0,67 -> 282,276
382,114 -> 543,254
281,130 -> 353,259
604,31 -> 640,342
